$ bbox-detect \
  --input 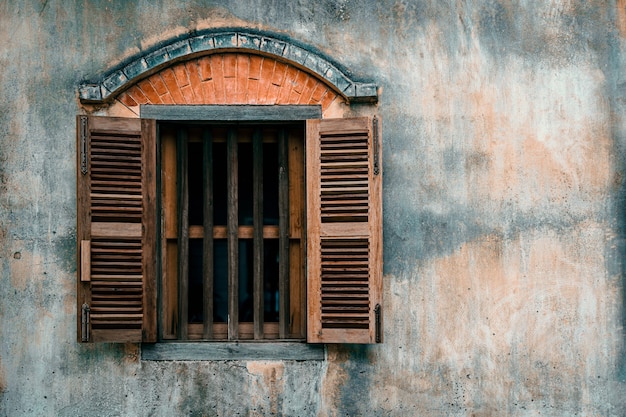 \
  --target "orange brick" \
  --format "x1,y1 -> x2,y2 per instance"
126,85 -> 149,105
185,60 -> 204,104
137,79 -> 162,104
160,68 -> 186,104
249,55 -> 263,80
276,66 -> 299,104
247,79 -> 259,104
309,83 -> 326,103
160,92 -> 175,104
271,62 -> 287,86
149,74 -> 169,96
320,90 -> 339,111
202,79 -> 217,104
173,63 -> 190,87
291,70 -> 306,94
236,54 -> 249,103
198,56 -> 212,81
265,84 -> 281,104
257,59 -> 275,104
223,54 -> 236,78
180,85 -> 195,104
210,55 -> 226,103
224,77 -> 237,103
298,76 -> 317,104
118,92 -> 138,107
